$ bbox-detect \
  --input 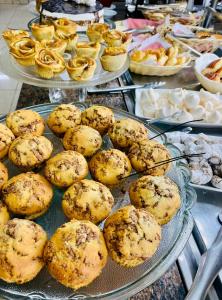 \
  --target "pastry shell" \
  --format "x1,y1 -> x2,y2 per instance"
103,30 -> 132,48
74,42 -> 101,59
31,23 -> 55,41
100,47 -> 127,72
2,29 -> 29,46
53,18 -> 77,35
66,56 -> 96,81
41,39 -> 67,55
55,31 -> 78,52
87,23 -> 109,43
